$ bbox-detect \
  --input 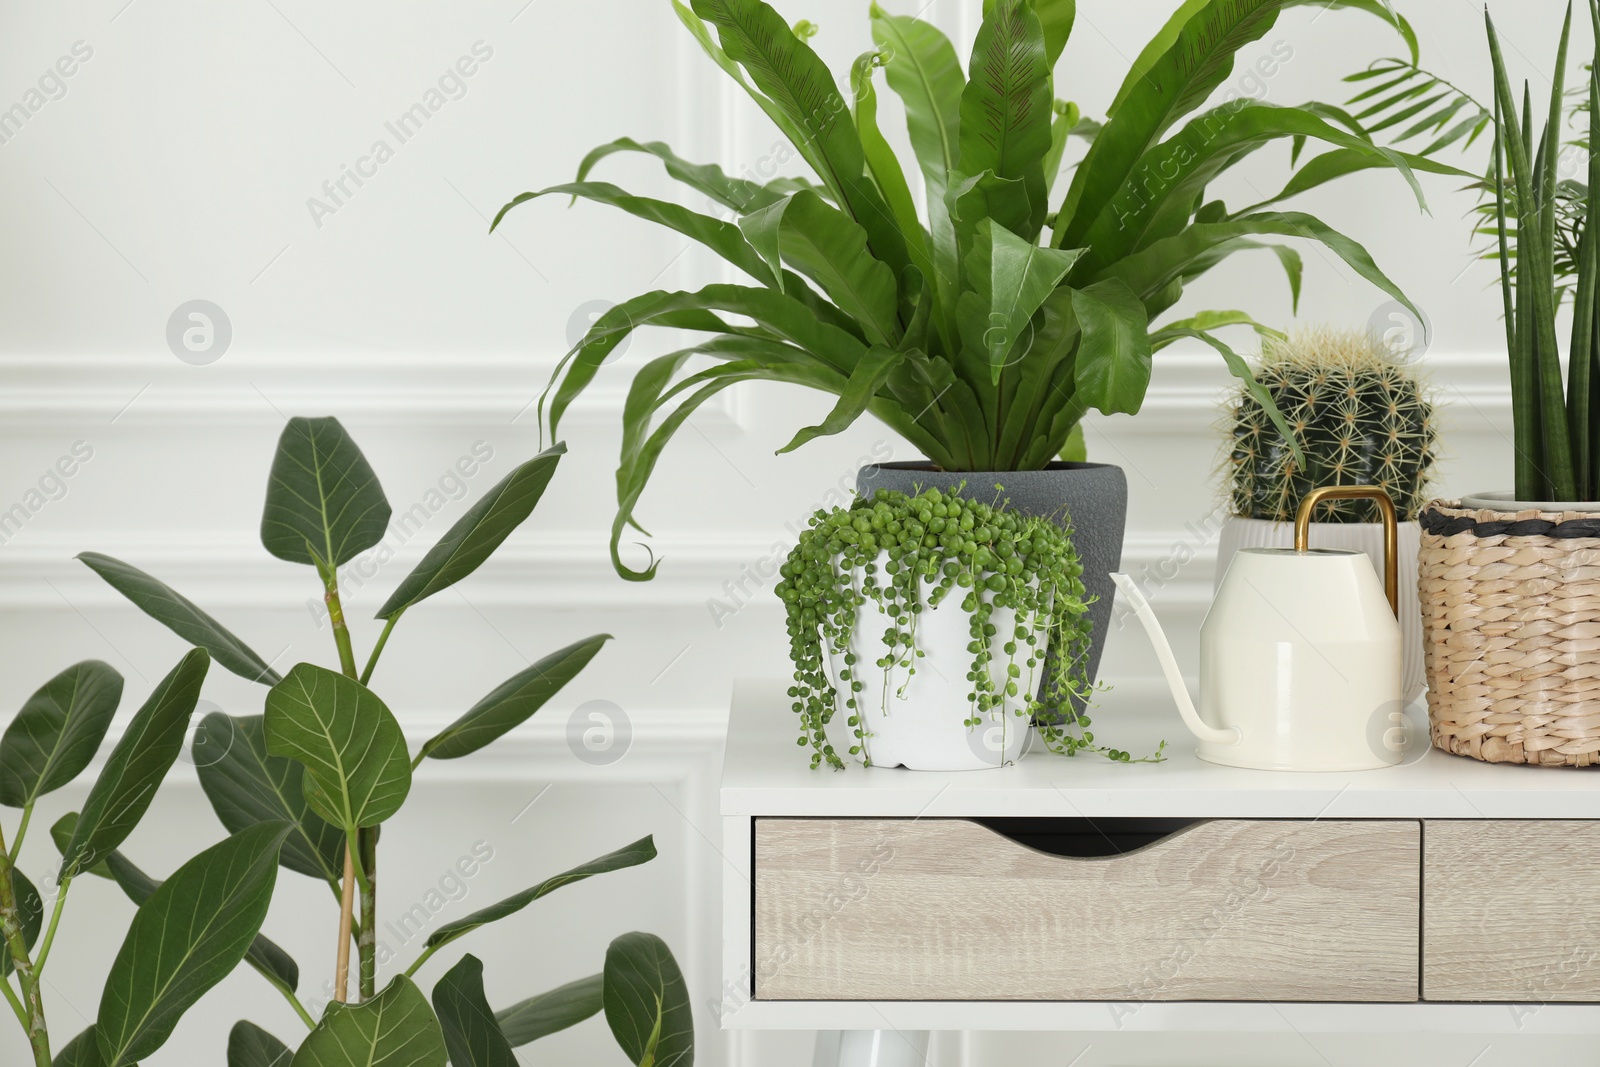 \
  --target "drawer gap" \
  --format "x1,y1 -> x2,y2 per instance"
971,817 -> 1199,857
